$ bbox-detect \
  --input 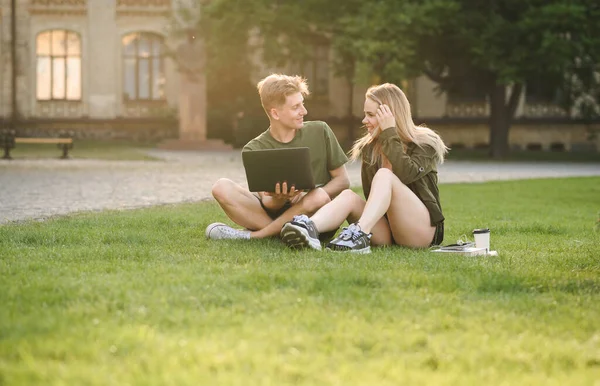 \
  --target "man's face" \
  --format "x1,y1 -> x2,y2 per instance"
271,92 -> 307,130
